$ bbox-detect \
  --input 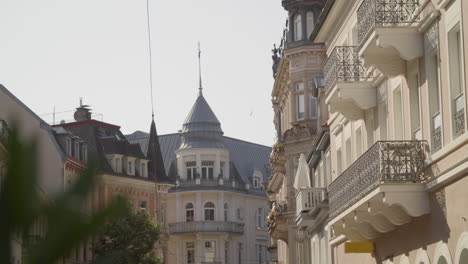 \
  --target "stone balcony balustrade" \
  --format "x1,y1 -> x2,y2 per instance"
328,141 -> 429,241
357,0 -> 427,76
295,187 -> 328,229
324,46 -> 374,120
168,221 -> 244,235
